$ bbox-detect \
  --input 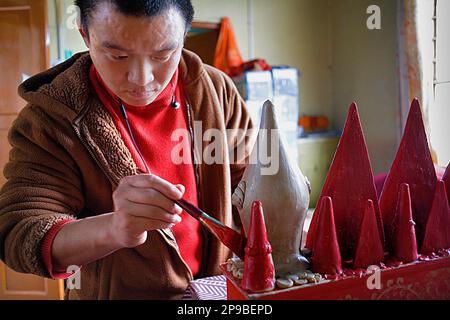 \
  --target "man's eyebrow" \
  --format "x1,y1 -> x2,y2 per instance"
155,43 -> 179,53
101,41 -> 128,52
101,41 -> 179,53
